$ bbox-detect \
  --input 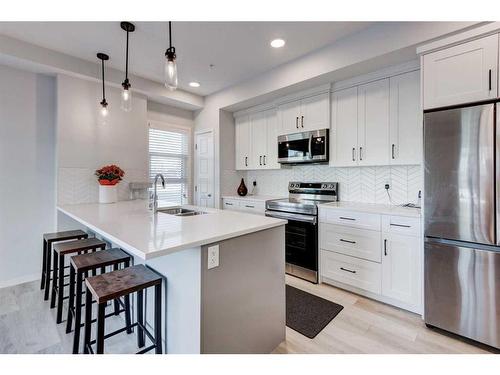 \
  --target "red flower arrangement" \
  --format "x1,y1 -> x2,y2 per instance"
95,164 -> 125,186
